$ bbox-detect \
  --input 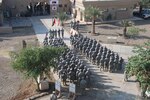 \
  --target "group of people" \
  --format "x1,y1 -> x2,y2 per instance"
26,2 -> 50,16
70,20 -> 79,31
56,48 -> 91,94
49,28 -> 64,39
43,28 -> 65,47
70,34 -> 124,73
